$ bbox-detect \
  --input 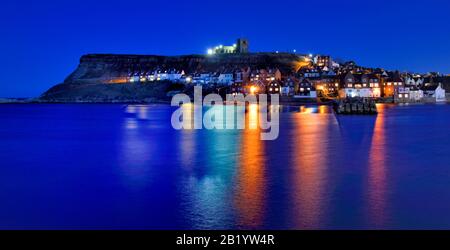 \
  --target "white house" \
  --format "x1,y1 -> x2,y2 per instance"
153,71 -> 169,81
192,73 -> 213,85
409,87 -> 424,101
404,75 -> 424,86
422,83 -> 446,102
167,70 -> 184,81
128,72 -> 140,83
218,72 -> 234,85
339,88 -> 380,98
435,83 -> 446,102
395,87 -> 411,102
